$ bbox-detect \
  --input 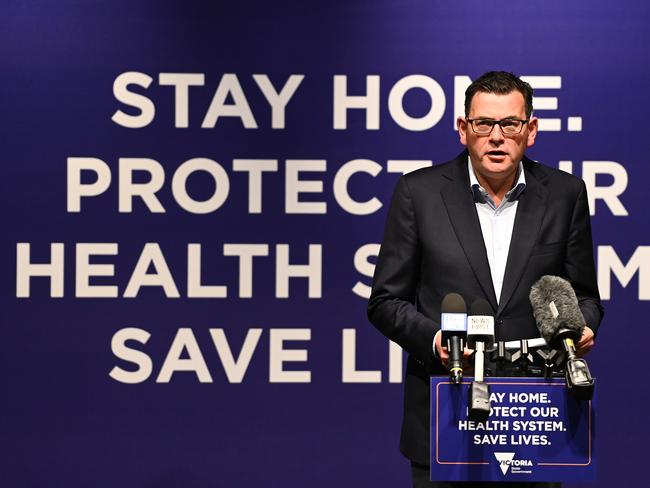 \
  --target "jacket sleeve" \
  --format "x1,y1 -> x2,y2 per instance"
565,180 -> 604,334
367,175 -> 439,369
